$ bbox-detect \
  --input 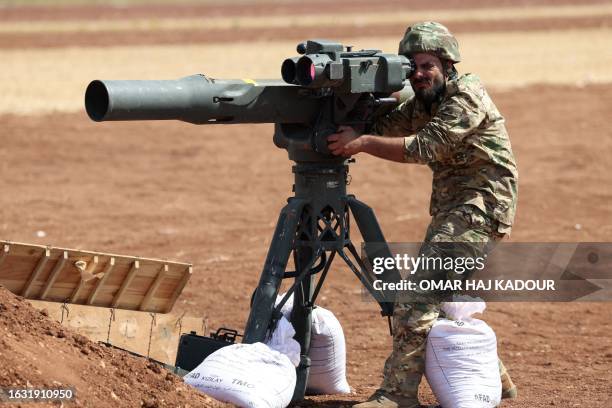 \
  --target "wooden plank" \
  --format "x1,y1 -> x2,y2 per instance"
111,260 -> 140,308
22,247 -> 51,298
70,255 -> 99,303
40,250 -> 68,300
165,265 -> 192,313
139,263 -> 168,311
0,240 -> 192,312
0,243 -> 10,268
87,257 -> 115,305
